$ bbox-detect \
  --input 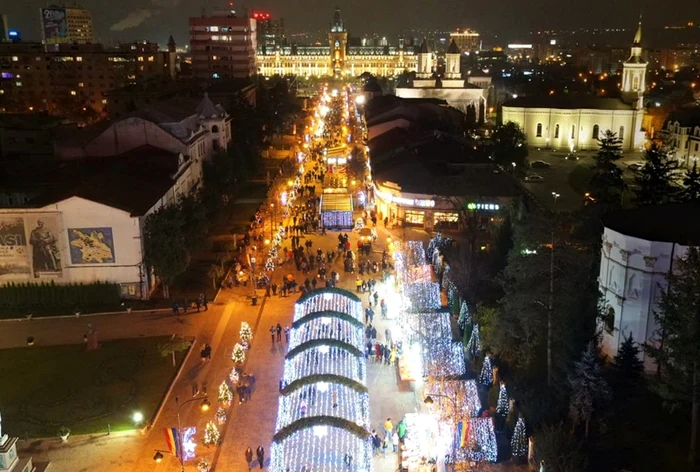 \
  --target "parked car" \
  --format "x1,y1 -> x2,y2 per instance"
564,153 -> 579,160
358,227 -> 377,243
627,161 -> 645,171
525,174 -> 545,182
531,160 -> 551,169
